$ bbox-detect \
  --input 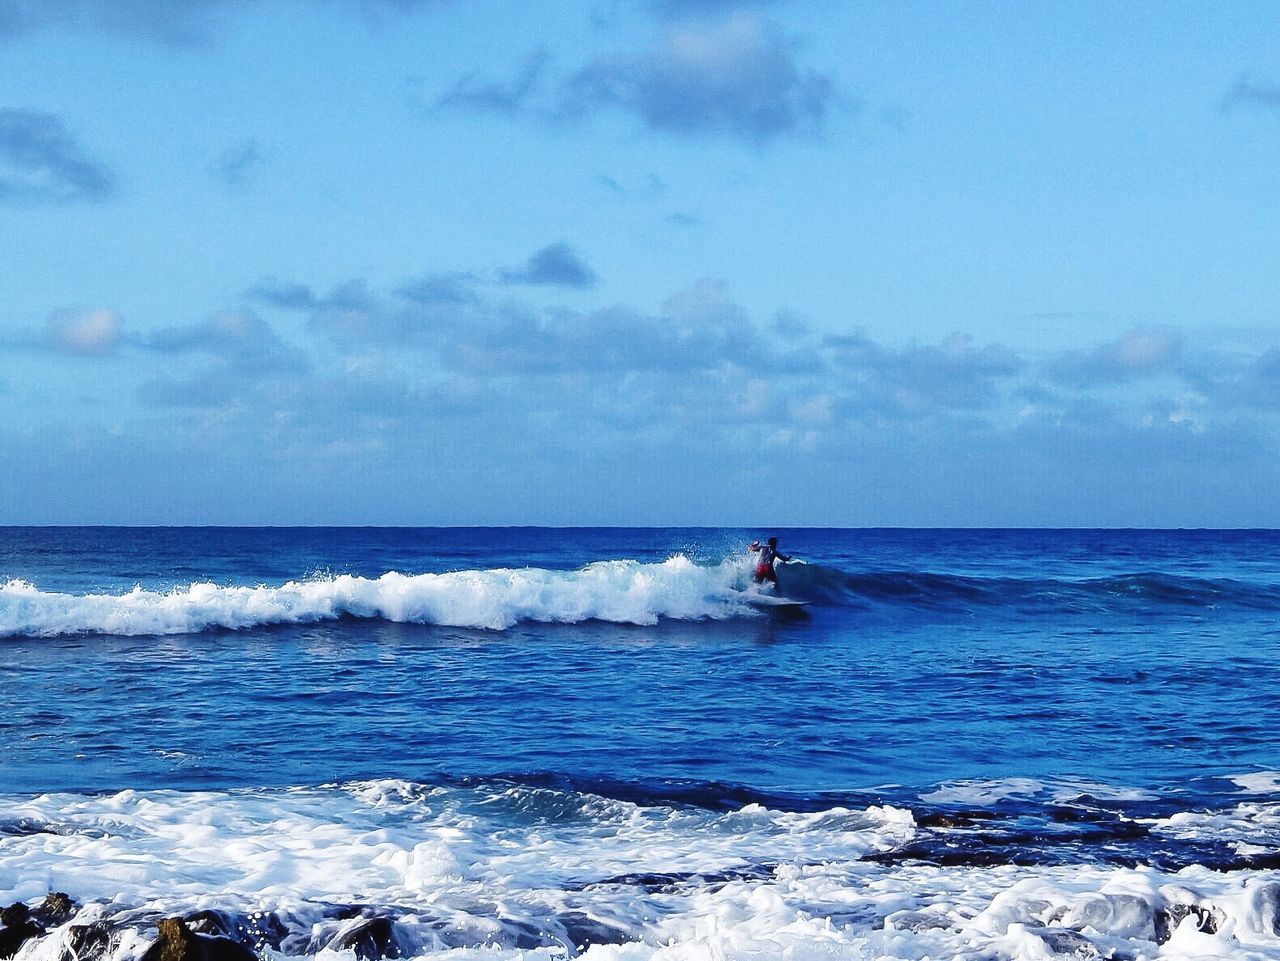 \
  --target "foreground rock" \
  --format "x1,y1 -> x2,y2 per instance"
140,918 -> 257,961
0,903 -> 44,960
